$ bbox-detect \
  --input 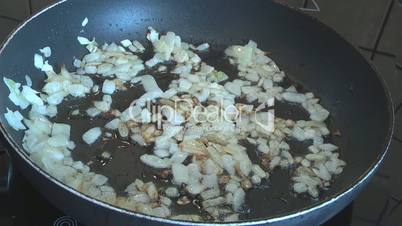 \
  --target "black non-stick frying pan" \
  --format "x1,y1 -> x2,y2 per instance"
0,0 -> 394,225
